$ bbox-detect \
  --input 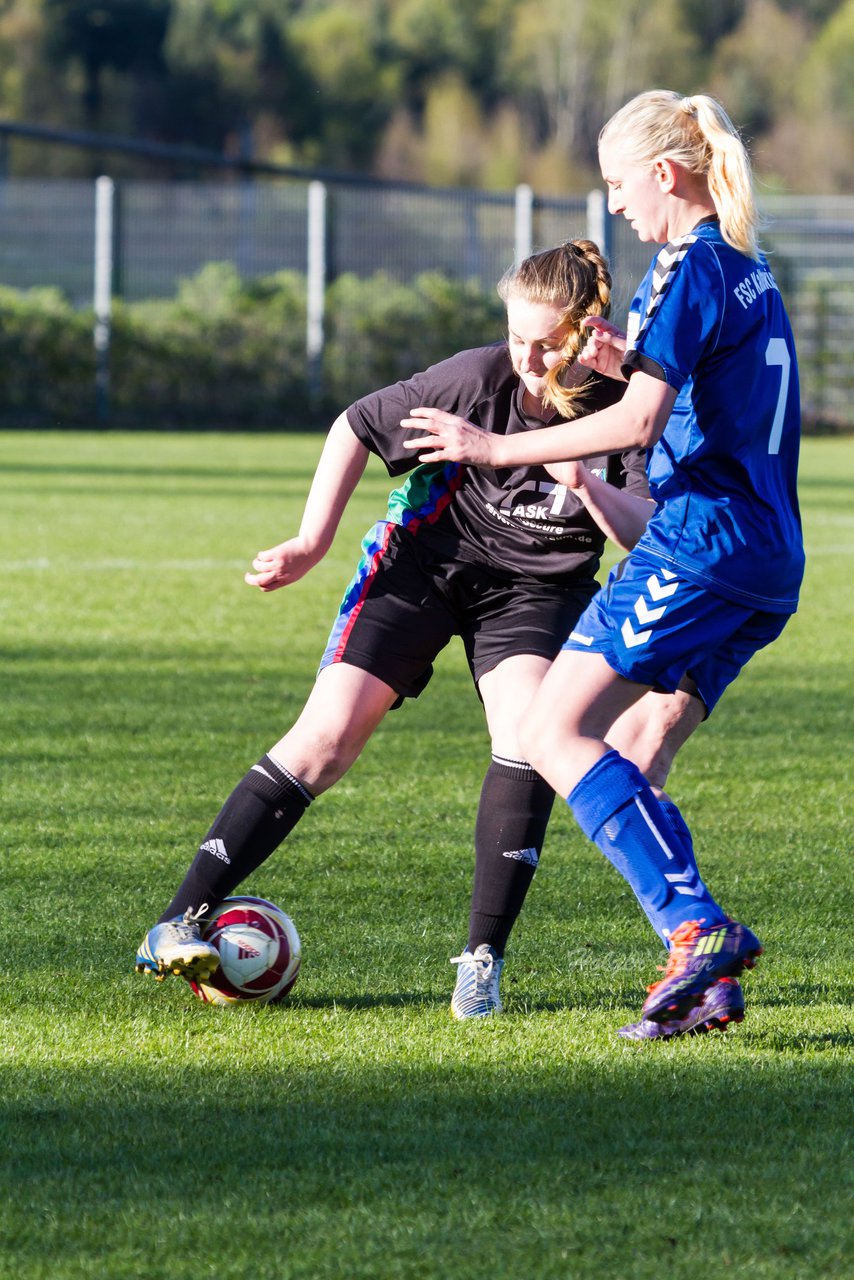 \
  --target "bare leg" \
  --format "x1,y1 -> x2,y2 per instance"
478,653 -> 553,761
519,649 -> 729,948
519,650 -> 648,796
154,662 -> 399,923
607,684 -> 706,795
268,662 -> 399,794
